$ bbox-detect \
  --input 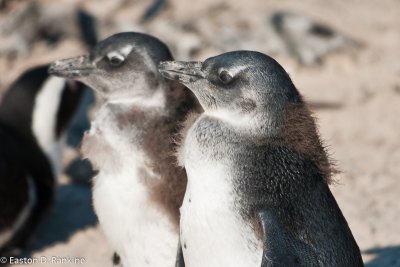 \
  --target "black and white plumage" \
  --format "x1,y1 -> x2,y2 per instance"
159,51 -> 364,267
0,65 -> 84,254
49,32 -> 200,267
